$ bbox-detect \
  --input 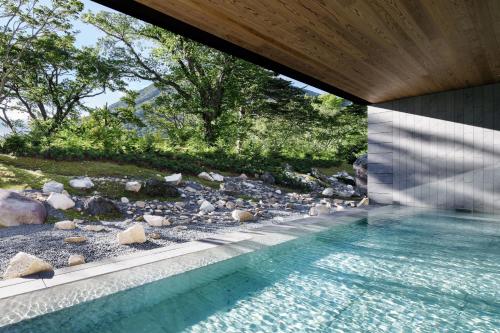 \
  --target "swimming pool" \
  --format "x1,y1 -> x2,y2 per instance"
3,208 -> 500,332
